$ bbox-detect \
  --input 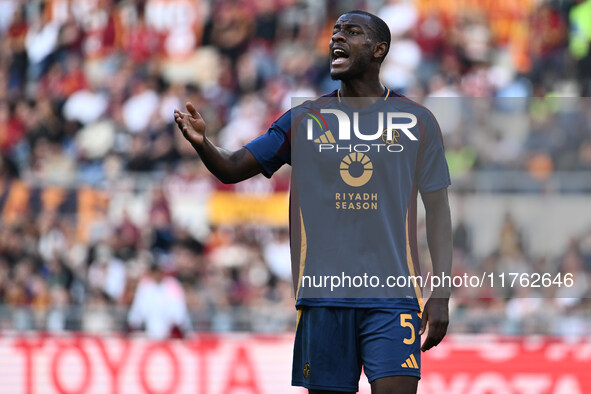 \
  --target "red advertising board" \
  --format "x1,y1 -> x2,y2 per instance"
419,335 -> 591,394
0,333 -> 589,394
